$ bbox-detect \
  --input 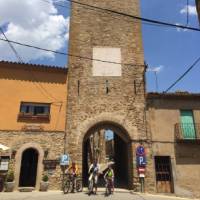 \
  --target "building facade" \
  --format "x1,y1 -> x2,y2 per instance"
147,93 -> 200,198
0,0 -> 200,198
0,61 -> 67,190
